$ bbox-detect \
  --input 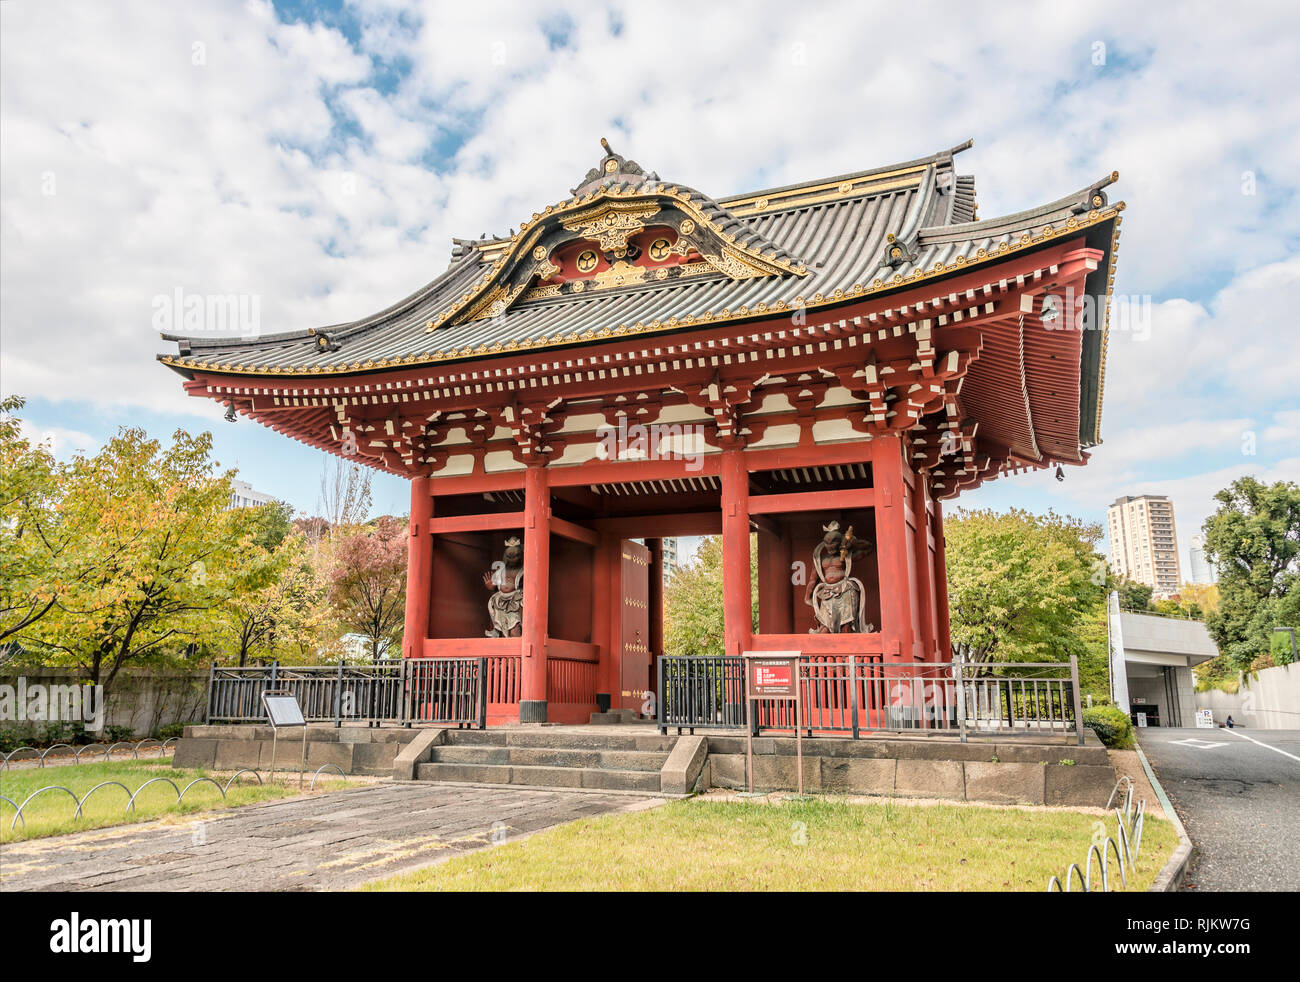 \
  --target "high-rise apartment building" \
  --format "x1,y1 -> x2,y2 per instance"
1107,495 -> 1182,597
1187,535 -> 1216,585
